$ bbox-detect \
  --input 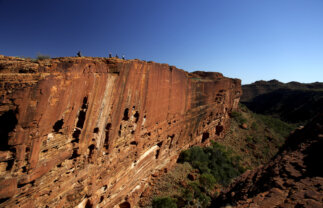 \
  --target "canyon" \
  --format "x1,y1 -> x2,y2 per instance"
0,55 -> 241,208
